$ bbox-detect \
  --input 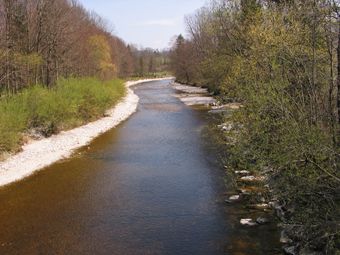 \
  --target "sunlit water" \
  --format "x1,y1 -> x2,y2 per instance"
0,80 -> 281,254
